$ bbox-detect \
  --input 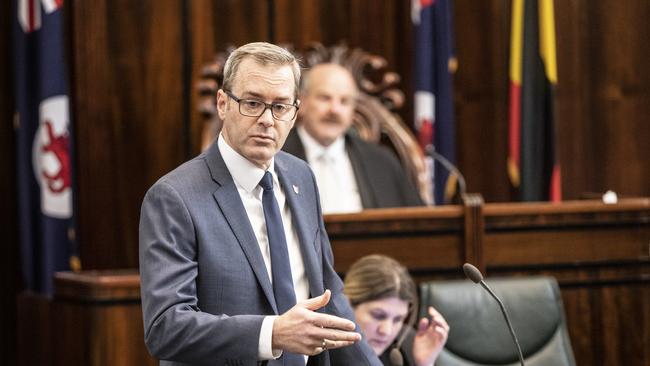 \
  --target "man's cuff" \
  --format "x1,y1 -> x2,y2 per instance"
258,315 -> 282,360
